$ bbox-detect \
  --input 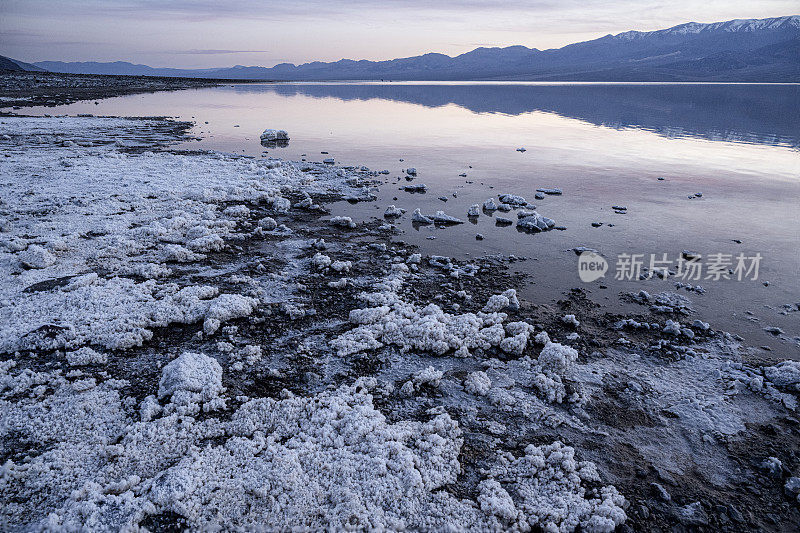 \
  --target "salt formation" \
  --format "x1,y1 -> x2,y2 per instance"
464,371 -> 492,395
517,211 -> 556,232
260,129 -> 289,141
432,211 -> 464,224
412,208 -> 434,224
329,216 -> 356,228
312,252 -> 332,269
498,194 -> 527,206
2,278 -> 257,352
763,361 -> 800,392
384,205 -> 405,217
18,244 -> 56,269
333,282 -> 519,357
482,289 -> 520,312
258,216 -> 278,230
158,351 -> 225,410
400,366 -> 444,395
481,441 -> 627,532
0,116 -> 630,532
468,204 -> 481,217
0,359 -> 622,532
